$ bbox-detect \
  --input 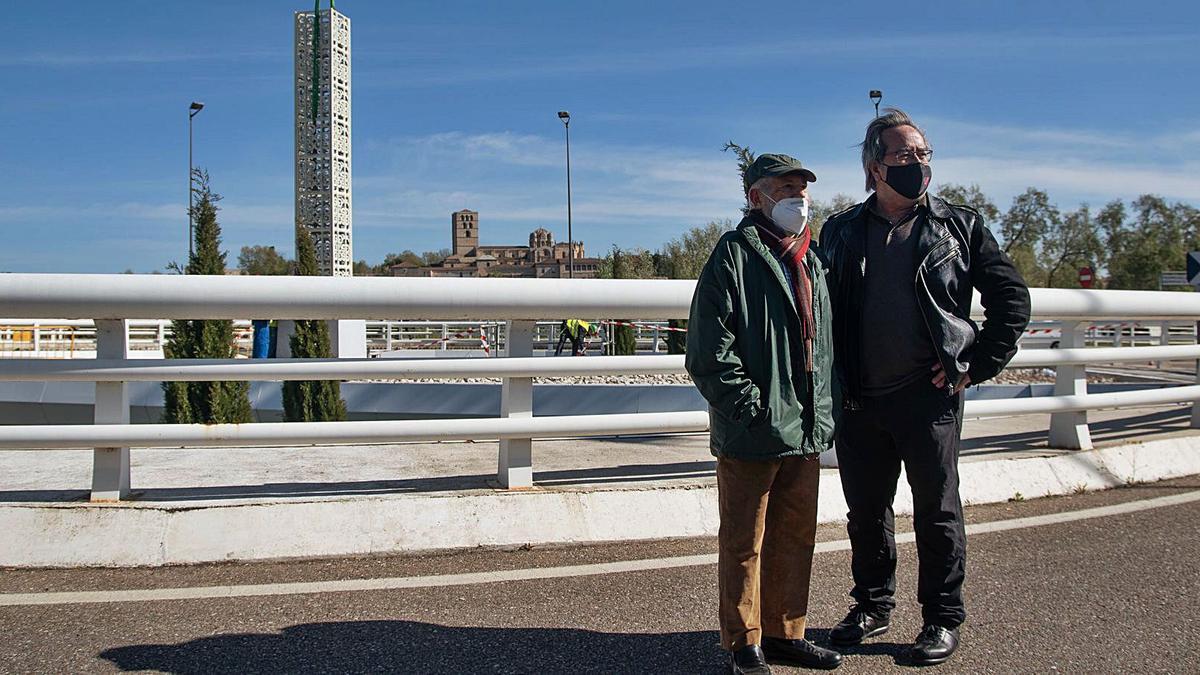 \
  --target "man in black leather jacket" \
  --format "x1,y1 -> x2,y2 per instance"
818,109 -> 1030,666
